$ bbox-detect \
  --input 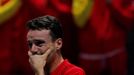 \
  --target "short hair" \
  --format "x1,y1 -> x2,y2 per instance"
26,15 -> 63,41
